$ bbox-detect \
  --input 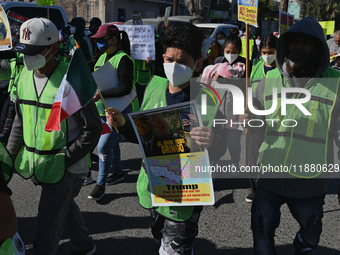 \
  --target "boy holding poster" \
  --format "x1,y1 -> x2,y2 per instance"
106,24 -> 227,255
